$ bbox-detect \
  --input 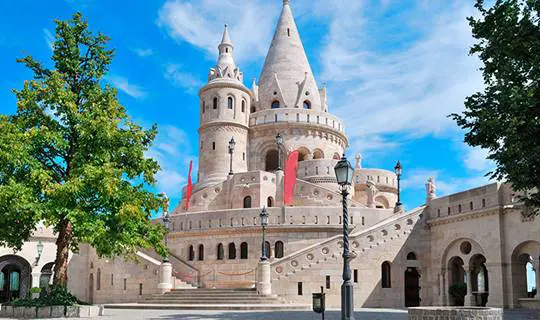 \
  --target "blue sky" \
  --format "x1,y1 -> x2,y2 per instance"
0,0 -> 497,212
